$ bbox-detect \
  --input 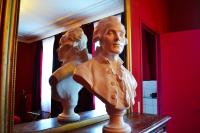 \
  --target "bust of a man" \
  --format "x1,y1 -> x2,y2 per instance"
49,27 -> 90,122
73,16 -> 137,111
